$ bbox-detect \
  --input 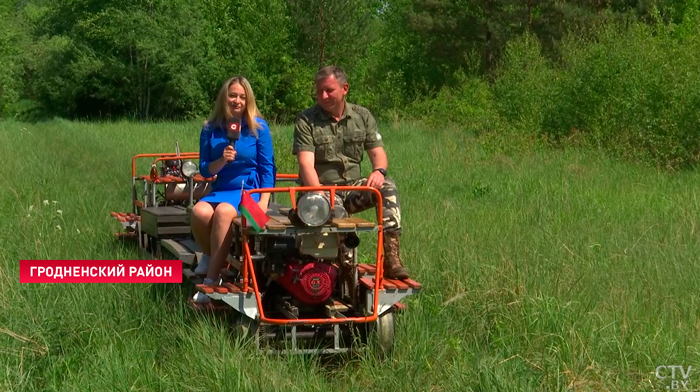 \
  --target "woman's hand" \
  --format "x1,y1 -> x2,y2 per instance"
257,193 -> 270,213
222,145 -> 236,162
